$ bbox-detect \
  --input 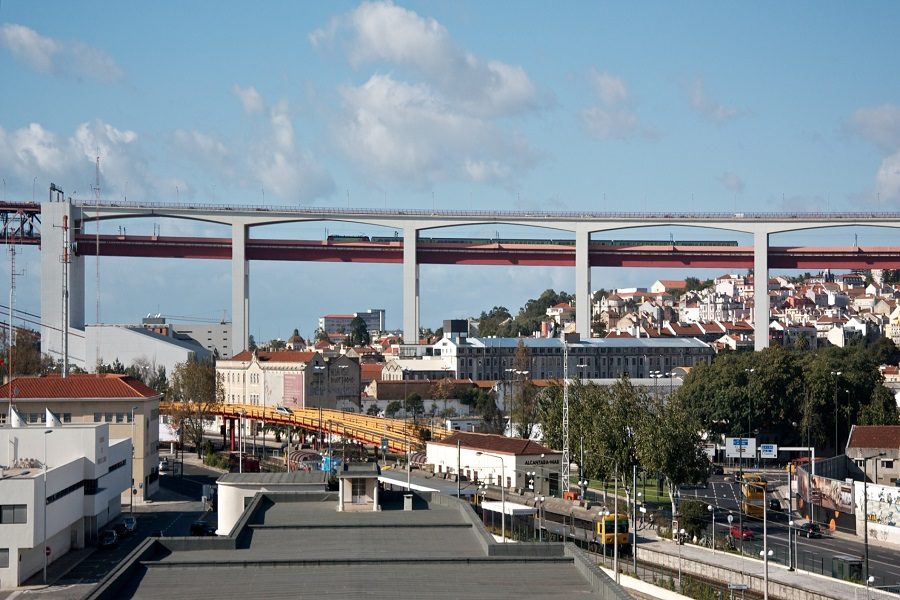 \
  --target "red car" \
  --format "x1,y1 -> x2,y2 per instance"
729,525 -> 755,540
